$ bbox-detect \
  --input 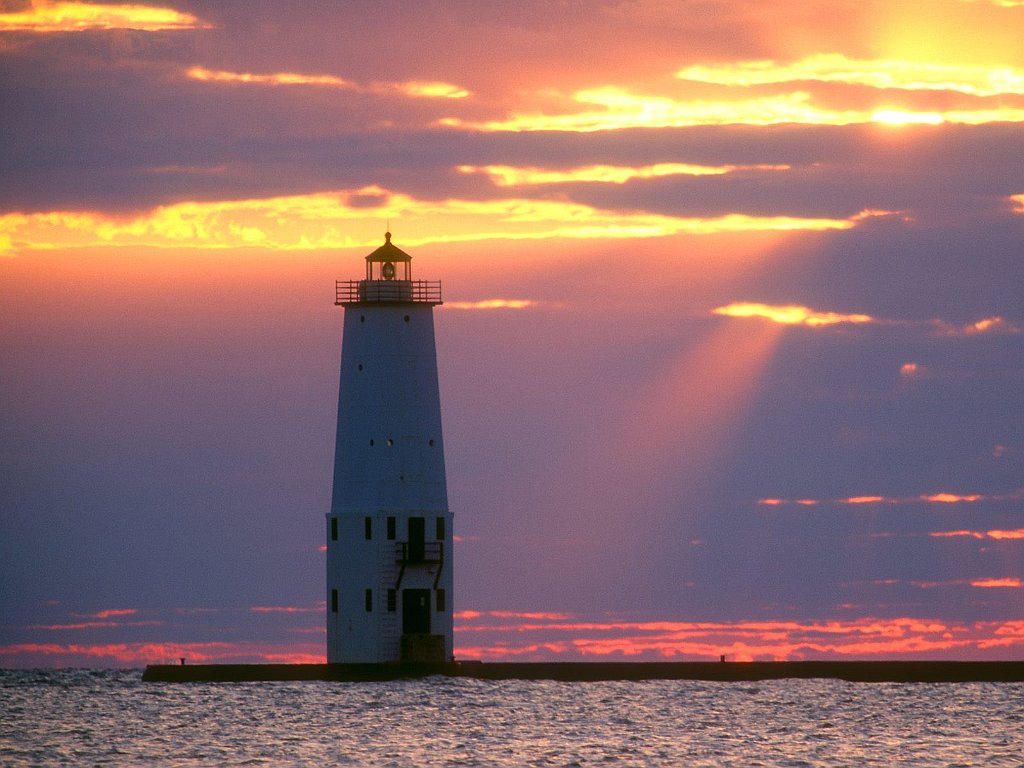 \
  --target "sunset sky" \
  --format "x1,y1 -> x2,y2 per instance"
2,0 -> 1023,667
